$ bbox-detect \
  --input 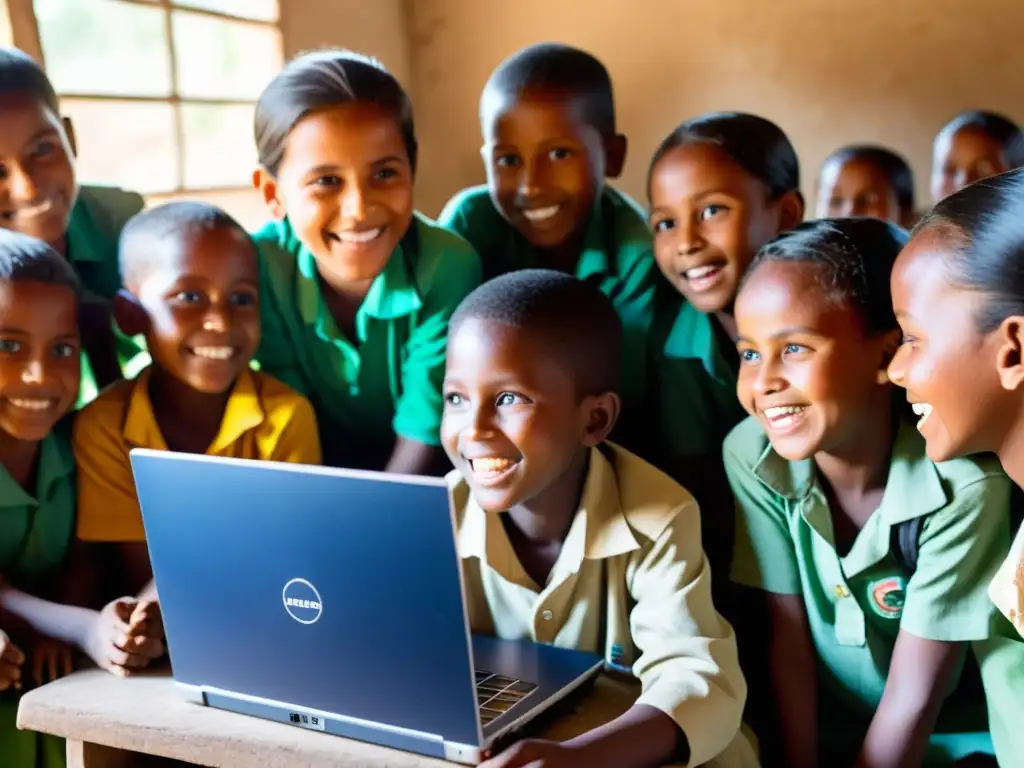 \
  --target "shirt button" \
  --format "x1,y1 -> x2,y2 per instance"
541,609 -> 553,621
834,585 -> 850,599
